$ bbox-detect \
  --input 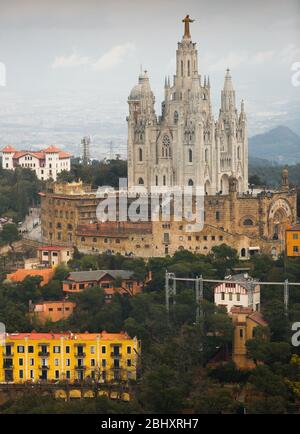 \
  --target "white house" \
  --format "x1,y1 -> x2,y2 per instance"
214,273 -> 260,313
1,145 -> 71,181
